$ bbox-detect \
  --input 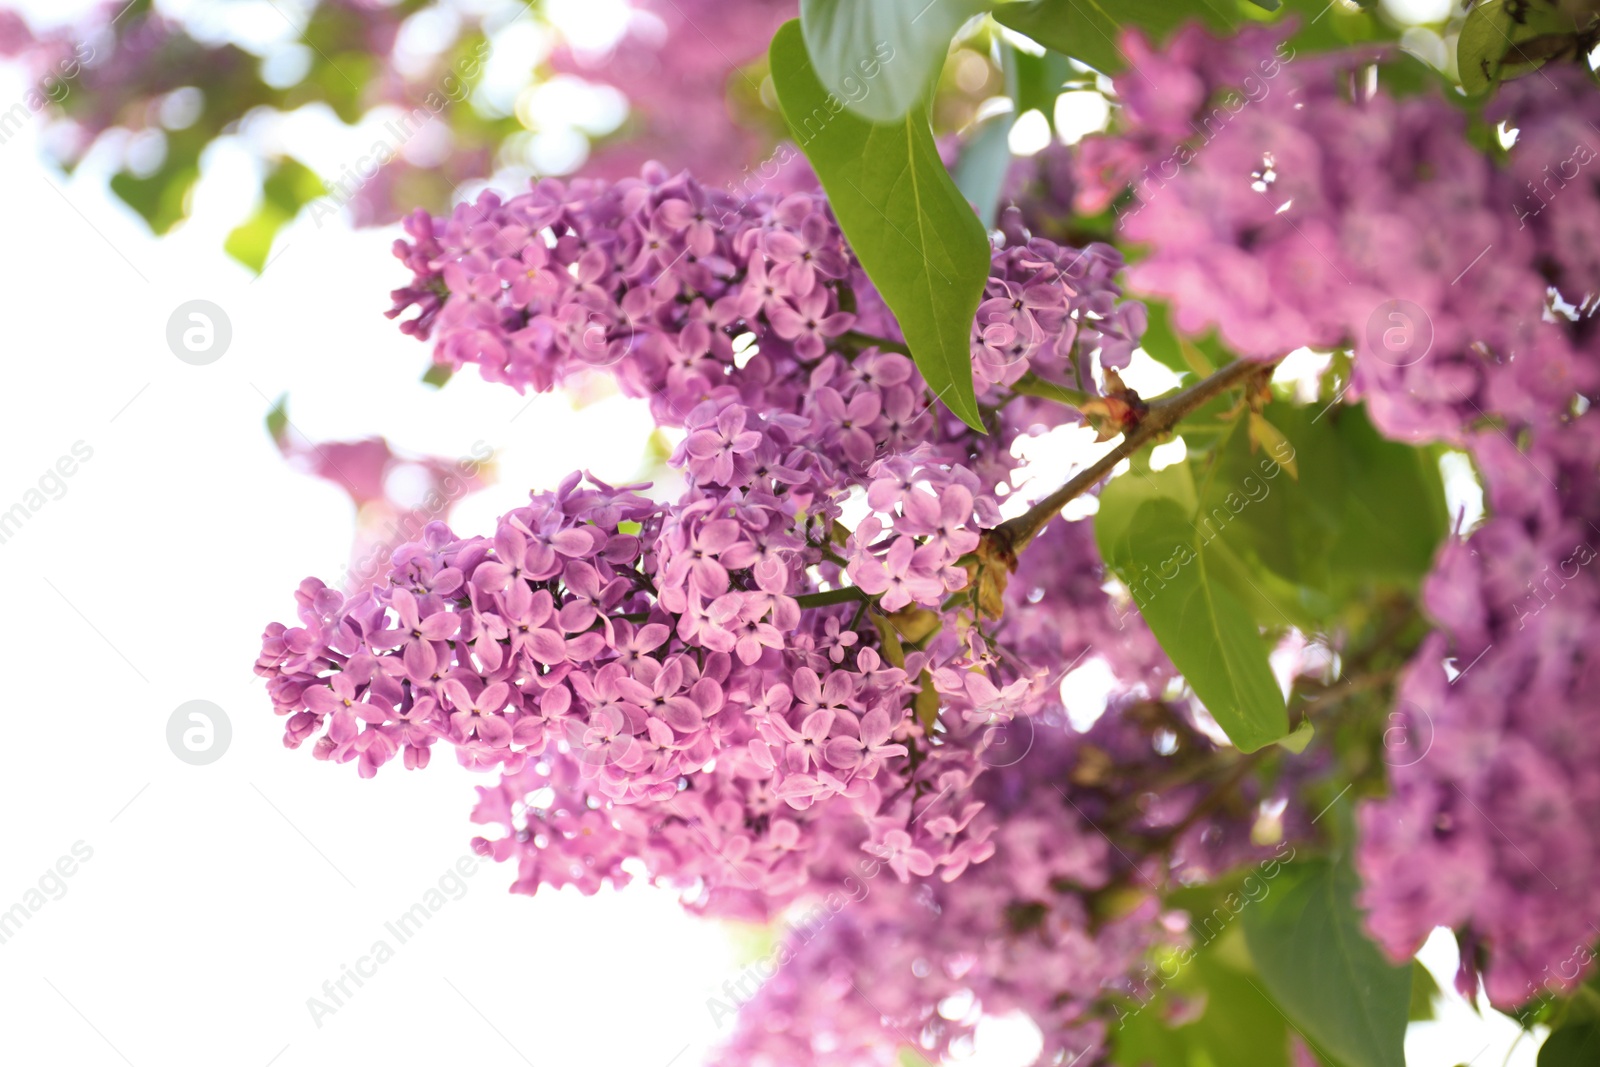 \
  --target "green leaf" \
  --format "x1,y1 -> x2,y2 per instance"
1276,719 -> 1314,754
224,208 -> 287,274
953,110 -> 1014,228
225,158 -> 325,273
1114,926 -> 1293,1067
262,156 -> 325,213
265,394 -> 289,447
770,20 -> 990,431
1458,0 -> 1514,94
110,163 -> 200,235
1099,398 -> 1447,652
1096,493 -> 1288,751
307,51 -> 376,124
1007,45 -> 1073,132
1242,858 -> 1410,1067
1248,412 -> 1298,479
1457,0 -> 1592,95
1543,1022 -> 1600,1065
993,0 -> 1236,74
1093,458 -> 1196,551
1317,409 -> 1449,587
1139,301 -> 1213,379
1191,401 -> 1448,614
798,0 -> 987,123
421,363 -> 454,388
1410,960 -> 1440,1022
